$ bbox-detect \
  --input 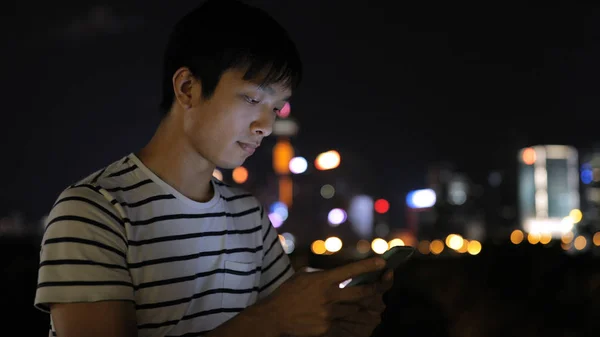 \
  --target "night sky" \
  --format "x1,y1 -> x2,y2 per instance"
3,1 -> 600,218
